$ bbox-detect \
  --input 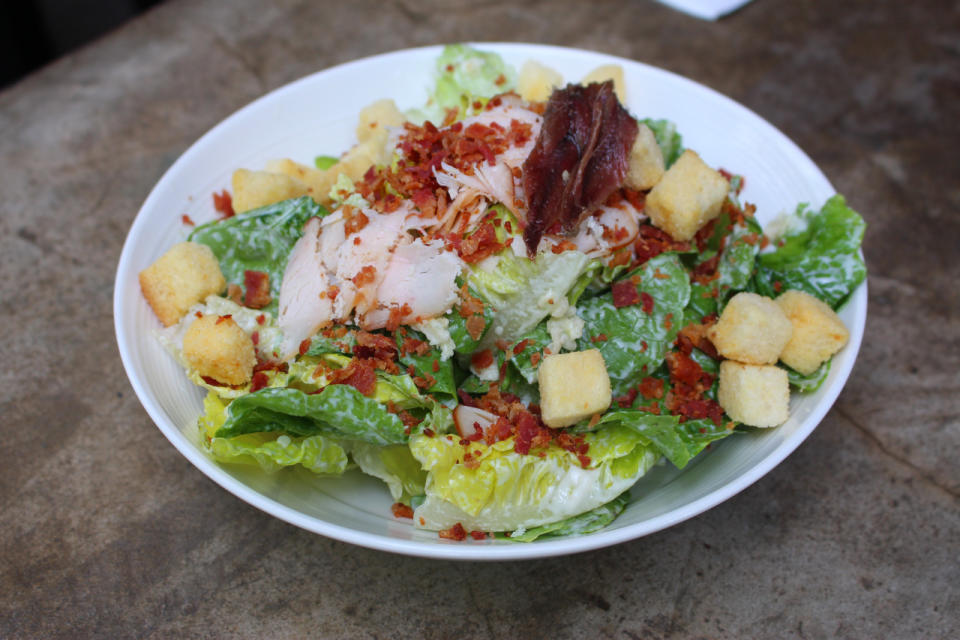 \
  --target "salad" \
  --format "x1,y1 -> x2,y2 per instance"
138,45 -> 865,542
